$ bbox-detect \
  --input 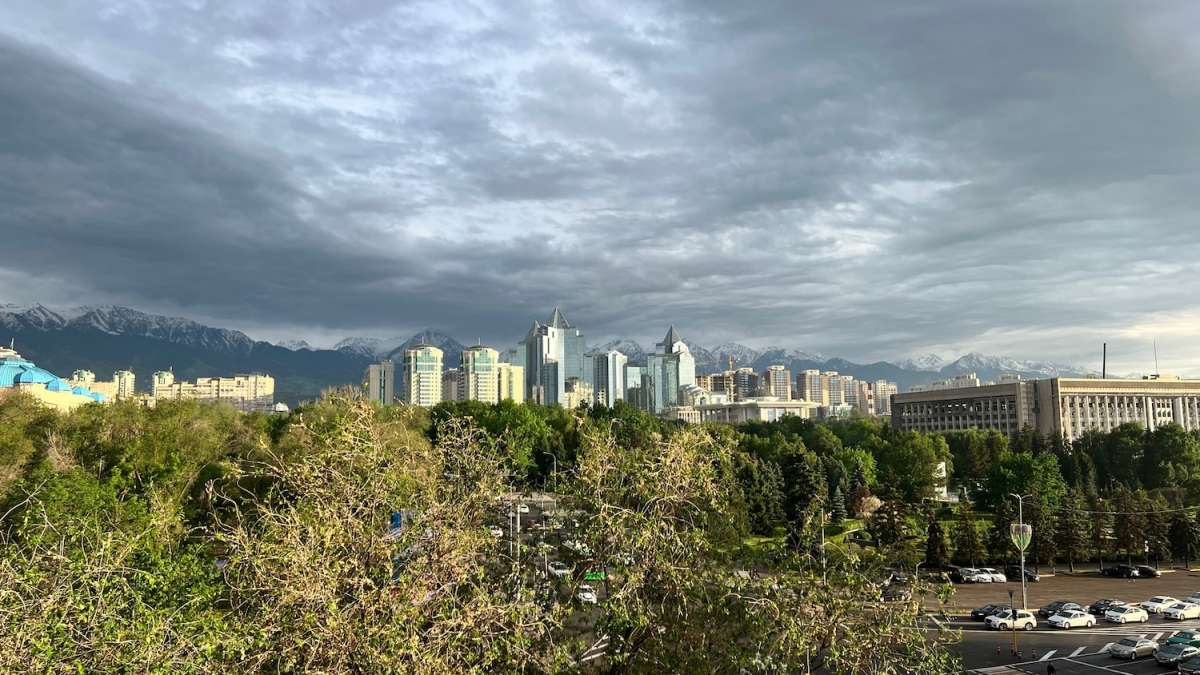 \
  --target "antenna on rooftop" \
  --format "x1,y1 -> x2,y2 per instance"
1154,340 -> 1160,377
1102,343 -> 1107,380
